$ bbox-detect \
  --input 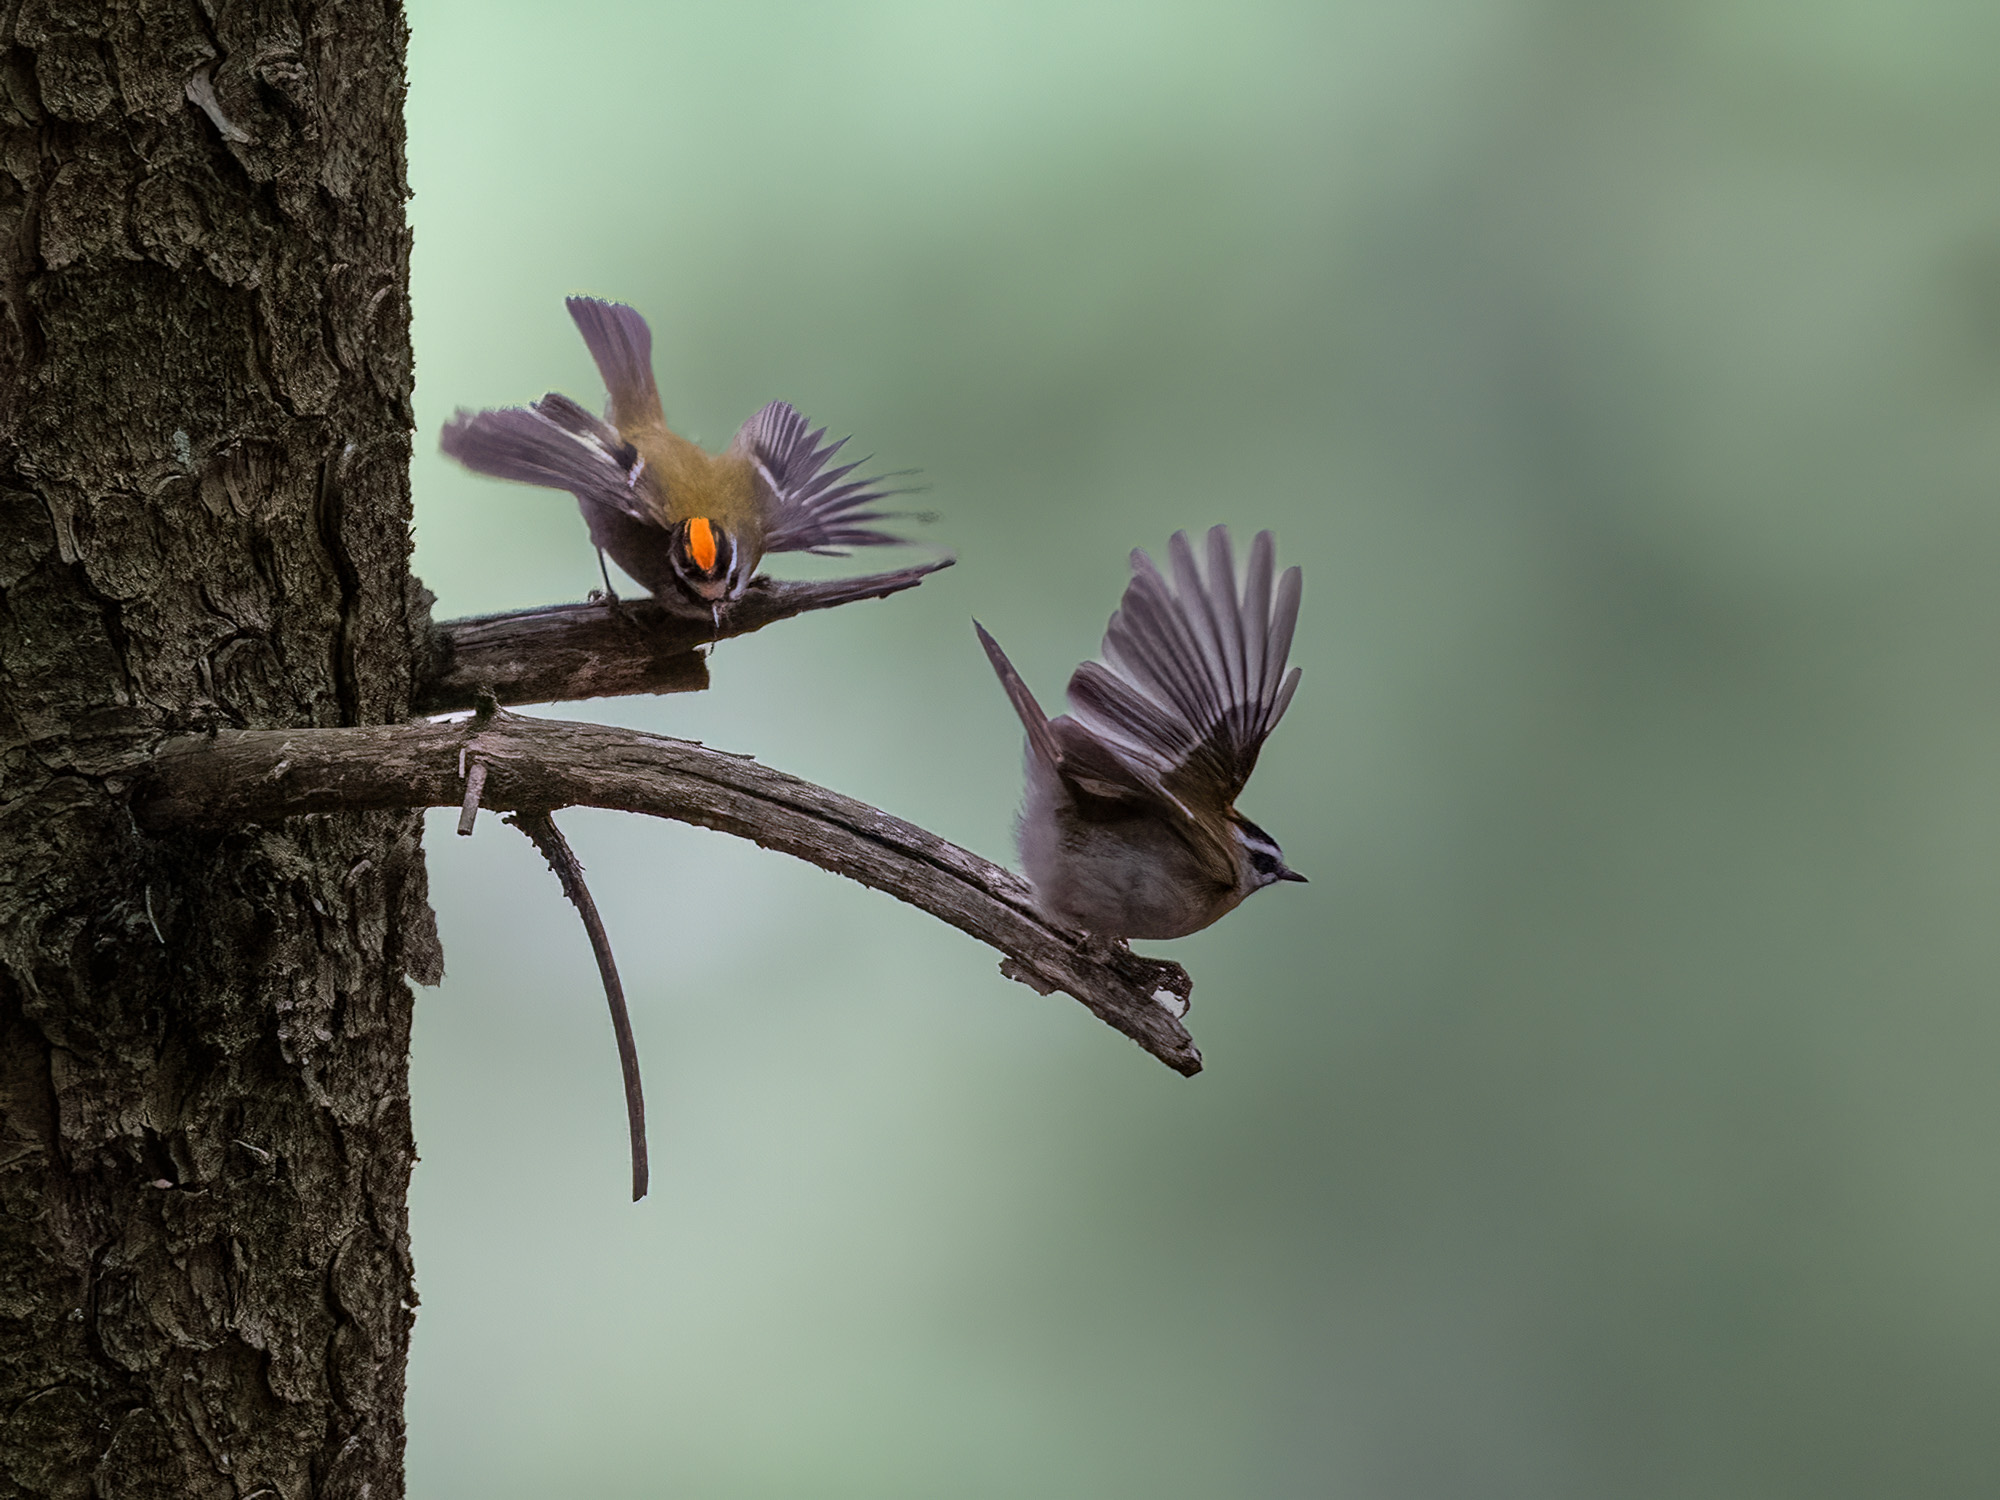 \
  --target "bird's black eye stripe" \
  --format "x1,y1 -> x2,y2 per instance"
1233,814 -> 1287,875
1237,819 -> 1280,854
